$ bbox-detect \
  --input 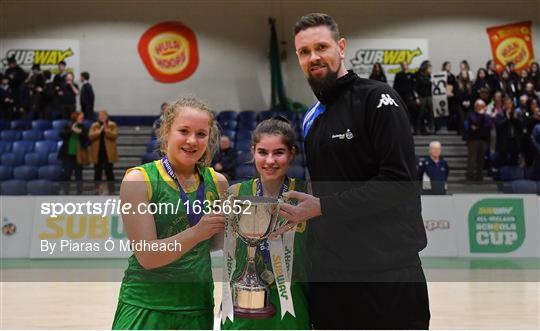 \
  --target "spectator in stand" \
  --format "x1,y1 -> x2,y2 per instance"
29,64 -> 47,119
515,94 -> 528,116
89,110 -> 118,195
456,69 -> 473,135
530,62 -> 540,91
42,70 -> 58,120
393,61 -> 417,133
505,62 -> 520,87
80,71 -> 95,121
522,82 -> 538,103
499,69 -> 518,102
0,75 -> 15,120
495,96 -> 522,167
472,68 -> 490,102
212,135 -> 237,180
58,111 -> 90,195
415,60 -> 433,134
152,102 -> 169,133
487,90 -> 503,118
4,56 -> 25,111
531,123 -> 540,180
417,141 -> 449,195
53,60 -> 67,86
60,72 -> 79,119
18,72 -> 32,119
460,60 -> 474,82
486,60 -> 500,98
369,62 -> 387,83
521,98 -> 540,166
466,99 -> 492,181
518,69 -> 532,94
443,61 -> 459,132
